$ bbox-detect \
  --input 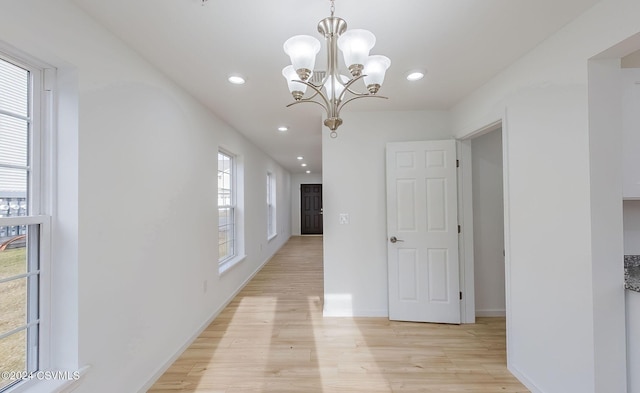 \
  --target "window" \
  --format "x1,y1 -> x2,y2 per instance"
267,172 -> 276,239
218,151 -> 235,264
0,55 -> 48,393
